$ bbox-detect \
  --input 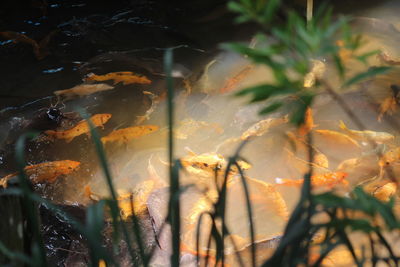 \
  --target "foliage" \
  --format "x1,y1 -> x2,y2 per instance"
226,0 -> 389,125
226,0 -> 398,266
